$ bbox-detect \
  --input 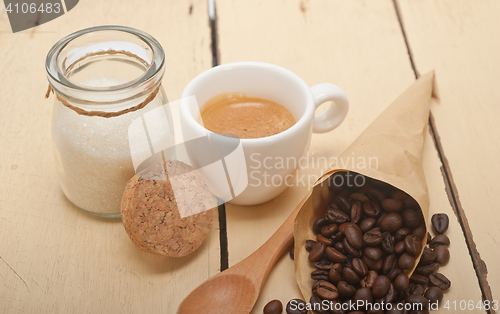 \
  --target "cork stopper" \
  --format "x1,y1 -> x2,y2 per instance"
121,160 -> 215,257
